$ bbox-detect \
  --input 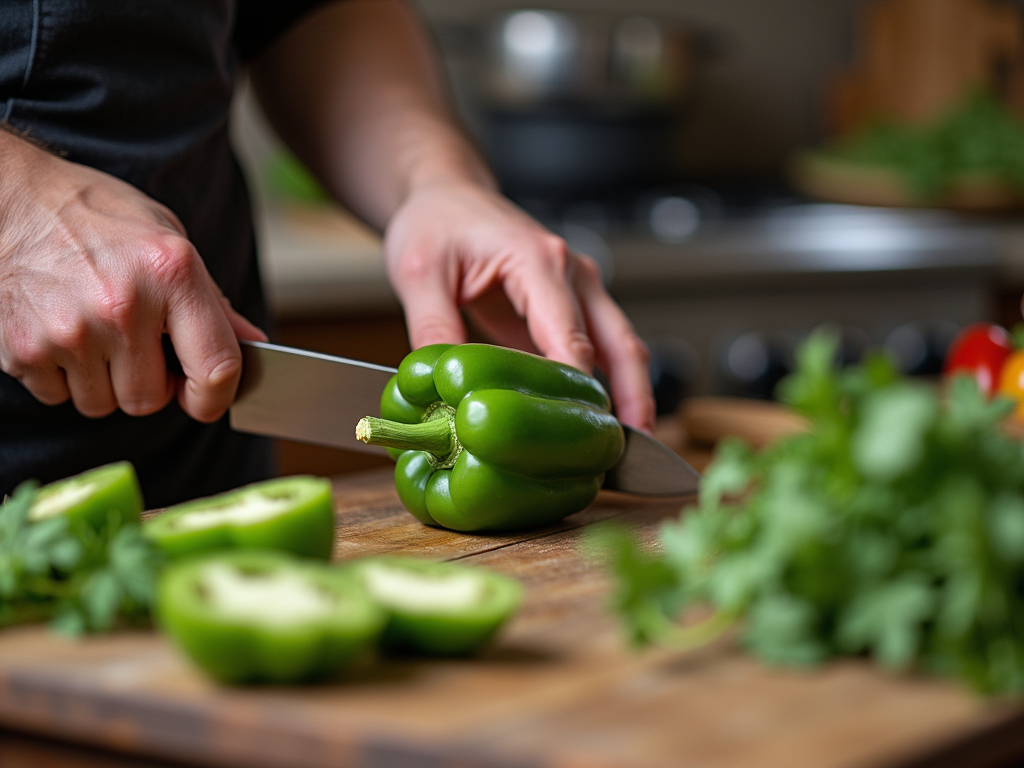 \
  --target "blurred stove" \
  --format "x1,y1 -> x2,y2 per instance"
512,183 -> 1007,413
